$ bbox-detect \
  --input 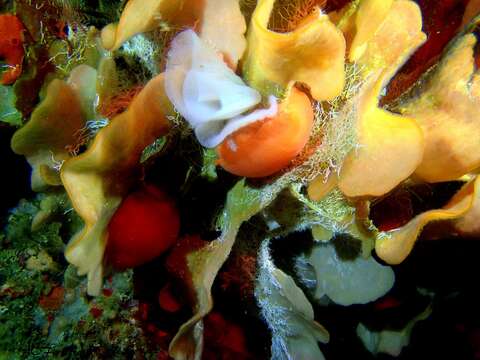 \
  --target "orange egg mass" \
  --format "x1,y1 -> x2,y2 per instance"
217,87 -> 314,178
106,185 -> 180,270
